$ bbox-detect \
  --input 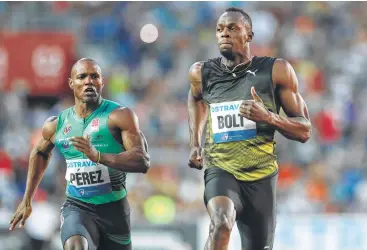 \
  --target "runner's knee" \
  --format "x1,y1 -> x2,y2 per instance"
212,211 -> 235,235
64,235 -> 88,250
207,197 -> 236,235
